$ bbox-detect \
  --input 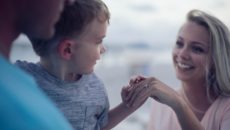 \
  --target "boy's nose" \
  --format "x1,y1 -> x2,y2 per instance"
100,45 -> 106,54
